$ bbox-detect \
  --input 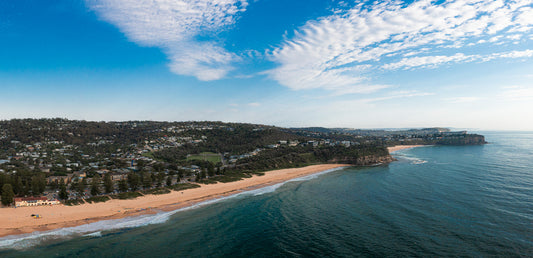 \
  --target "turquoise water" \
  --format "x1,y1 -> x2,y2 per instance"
1,132 -> 532,257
